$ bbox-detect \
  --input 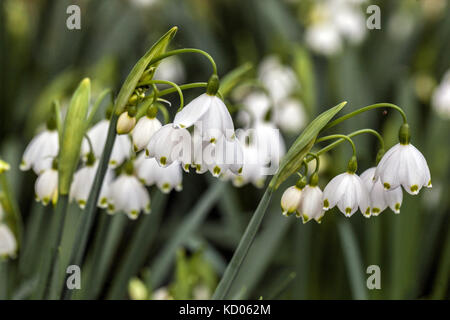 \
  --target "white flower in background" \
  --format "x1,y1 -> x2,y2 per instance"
360,167 -> 403,215
152,287 -> 173,300
0,224 -> 17,258
305,22 -> 342,56
374,143 -> 432,195
147,124 -> 191,167
333,4 -> 366,44
135,155 -> 183,193
323,172 -> 370,217
154,56 -> 186,84
431,70 -> 450,119
275,98 -> 307,133
239,91 -> 271,124
81,119 -> 131,168
132,116 -> 162,152
20,129 -> 59,174
253,121 -> 286,165
35,168 -> 58,206
174,93 -> 234,142
258,56 -> 299,103
232,144 -> 266,188
280,185 -> 303,216
129,0 -> 159,8
107,173 -> 151,219
297,185 -> 325,223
